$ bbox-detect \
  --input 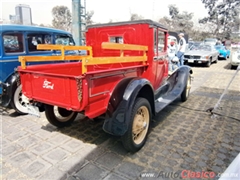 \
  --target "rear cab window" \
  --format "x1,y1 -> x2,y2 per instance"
3,33 -> 24,54
27,33 -> 52,52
